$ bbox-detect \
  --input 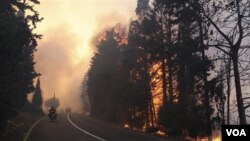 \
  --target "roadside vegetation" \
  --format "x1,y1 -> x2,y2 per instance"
83,0 -> 250,140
